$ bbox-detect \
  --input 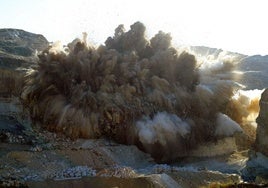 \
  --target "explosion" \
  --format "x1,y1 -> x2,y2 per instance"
22,22 -> 260,161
